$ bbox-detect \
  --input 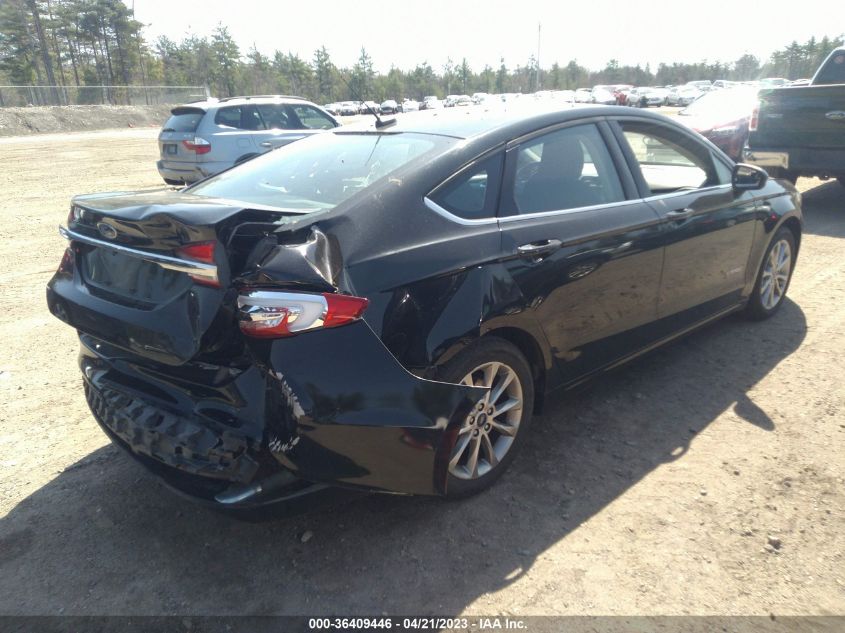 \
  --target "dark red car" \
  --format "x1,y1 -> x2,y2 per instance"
676,86 -> 760,161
